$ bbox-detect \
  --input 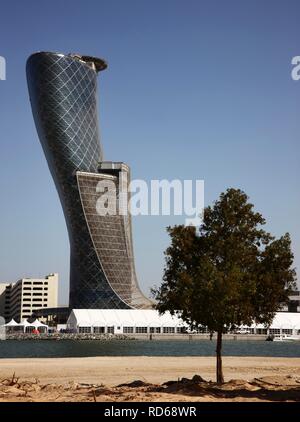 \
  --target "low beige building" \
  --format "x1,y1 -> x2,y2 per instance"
0,274 -> 58,322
